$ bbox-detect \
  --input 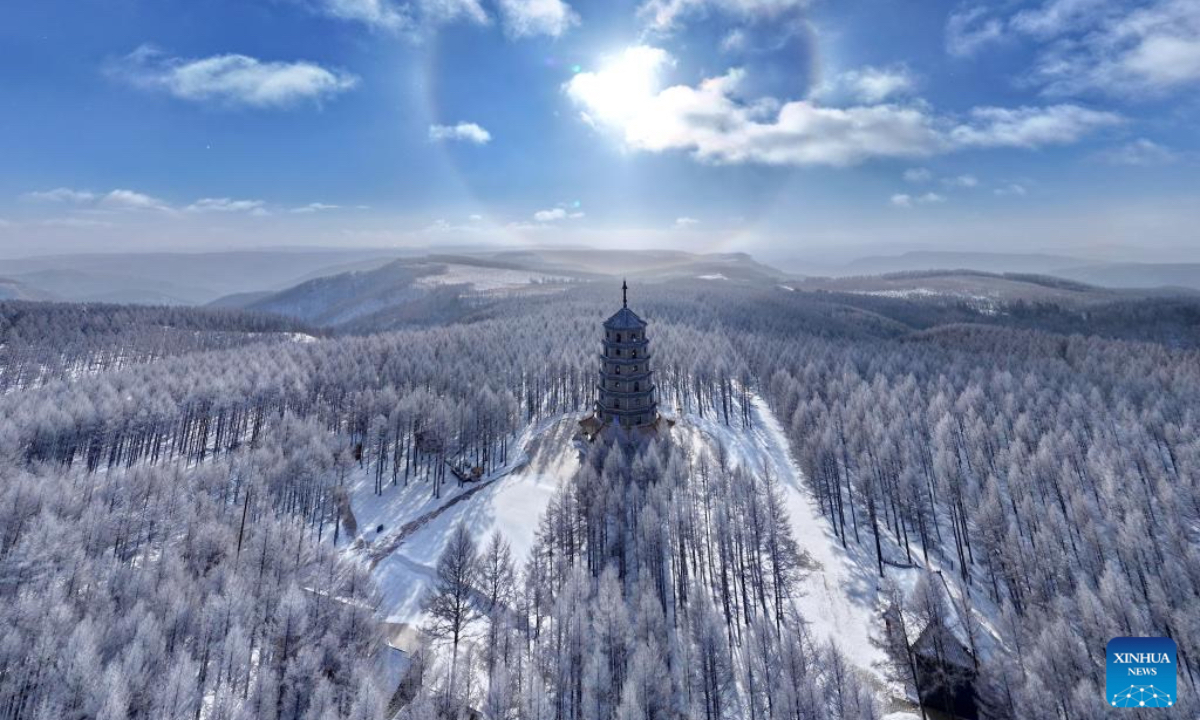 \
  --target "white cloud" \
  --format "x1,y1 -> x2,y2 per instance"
941,174 -> 979,188
100,189 -> 172,212
112,46 -> 359,108
838,65 -> 916,103
891,192 -> 946,208
39,218 -> 116,229
17,188 -> 359,219
566,48 -> 942,167
185,197 -> 267,214
1011,0 -> 1110,37
533,208 -> 567,222
1095,138 -> 1179,166
22,188 -> 97,203
290,202 -> 342,213
565,47 -> 1120,167
903,168 -> 933,183
21,187 -> 172,213
946,6 -> 1006,57
429,122 -> 492,144
420,0 -> 489,25
532,207 -> 585,222
316,0 -> 409,29
312,0 -> 487,30
951,0 -> 1200,98
720,29 -> 748,54
468,213 -> 484,221
948,105 -> 1122,149
497,0 -> 578,38
637,0 -> 809,32
674,216 -> 700,227
1029,0 -> 1200,96
994,183 -> 1028,196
